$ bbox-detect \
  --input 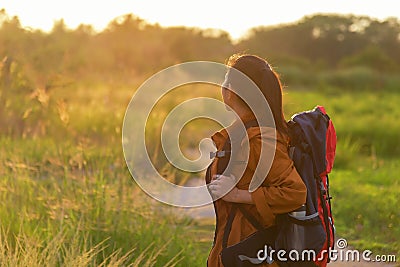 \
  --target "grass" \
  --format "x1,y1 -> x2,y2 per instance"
0,66 -> 399,265
284,89 -> 400,157
0,138 -> 209,266
331,161 -> 400,256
